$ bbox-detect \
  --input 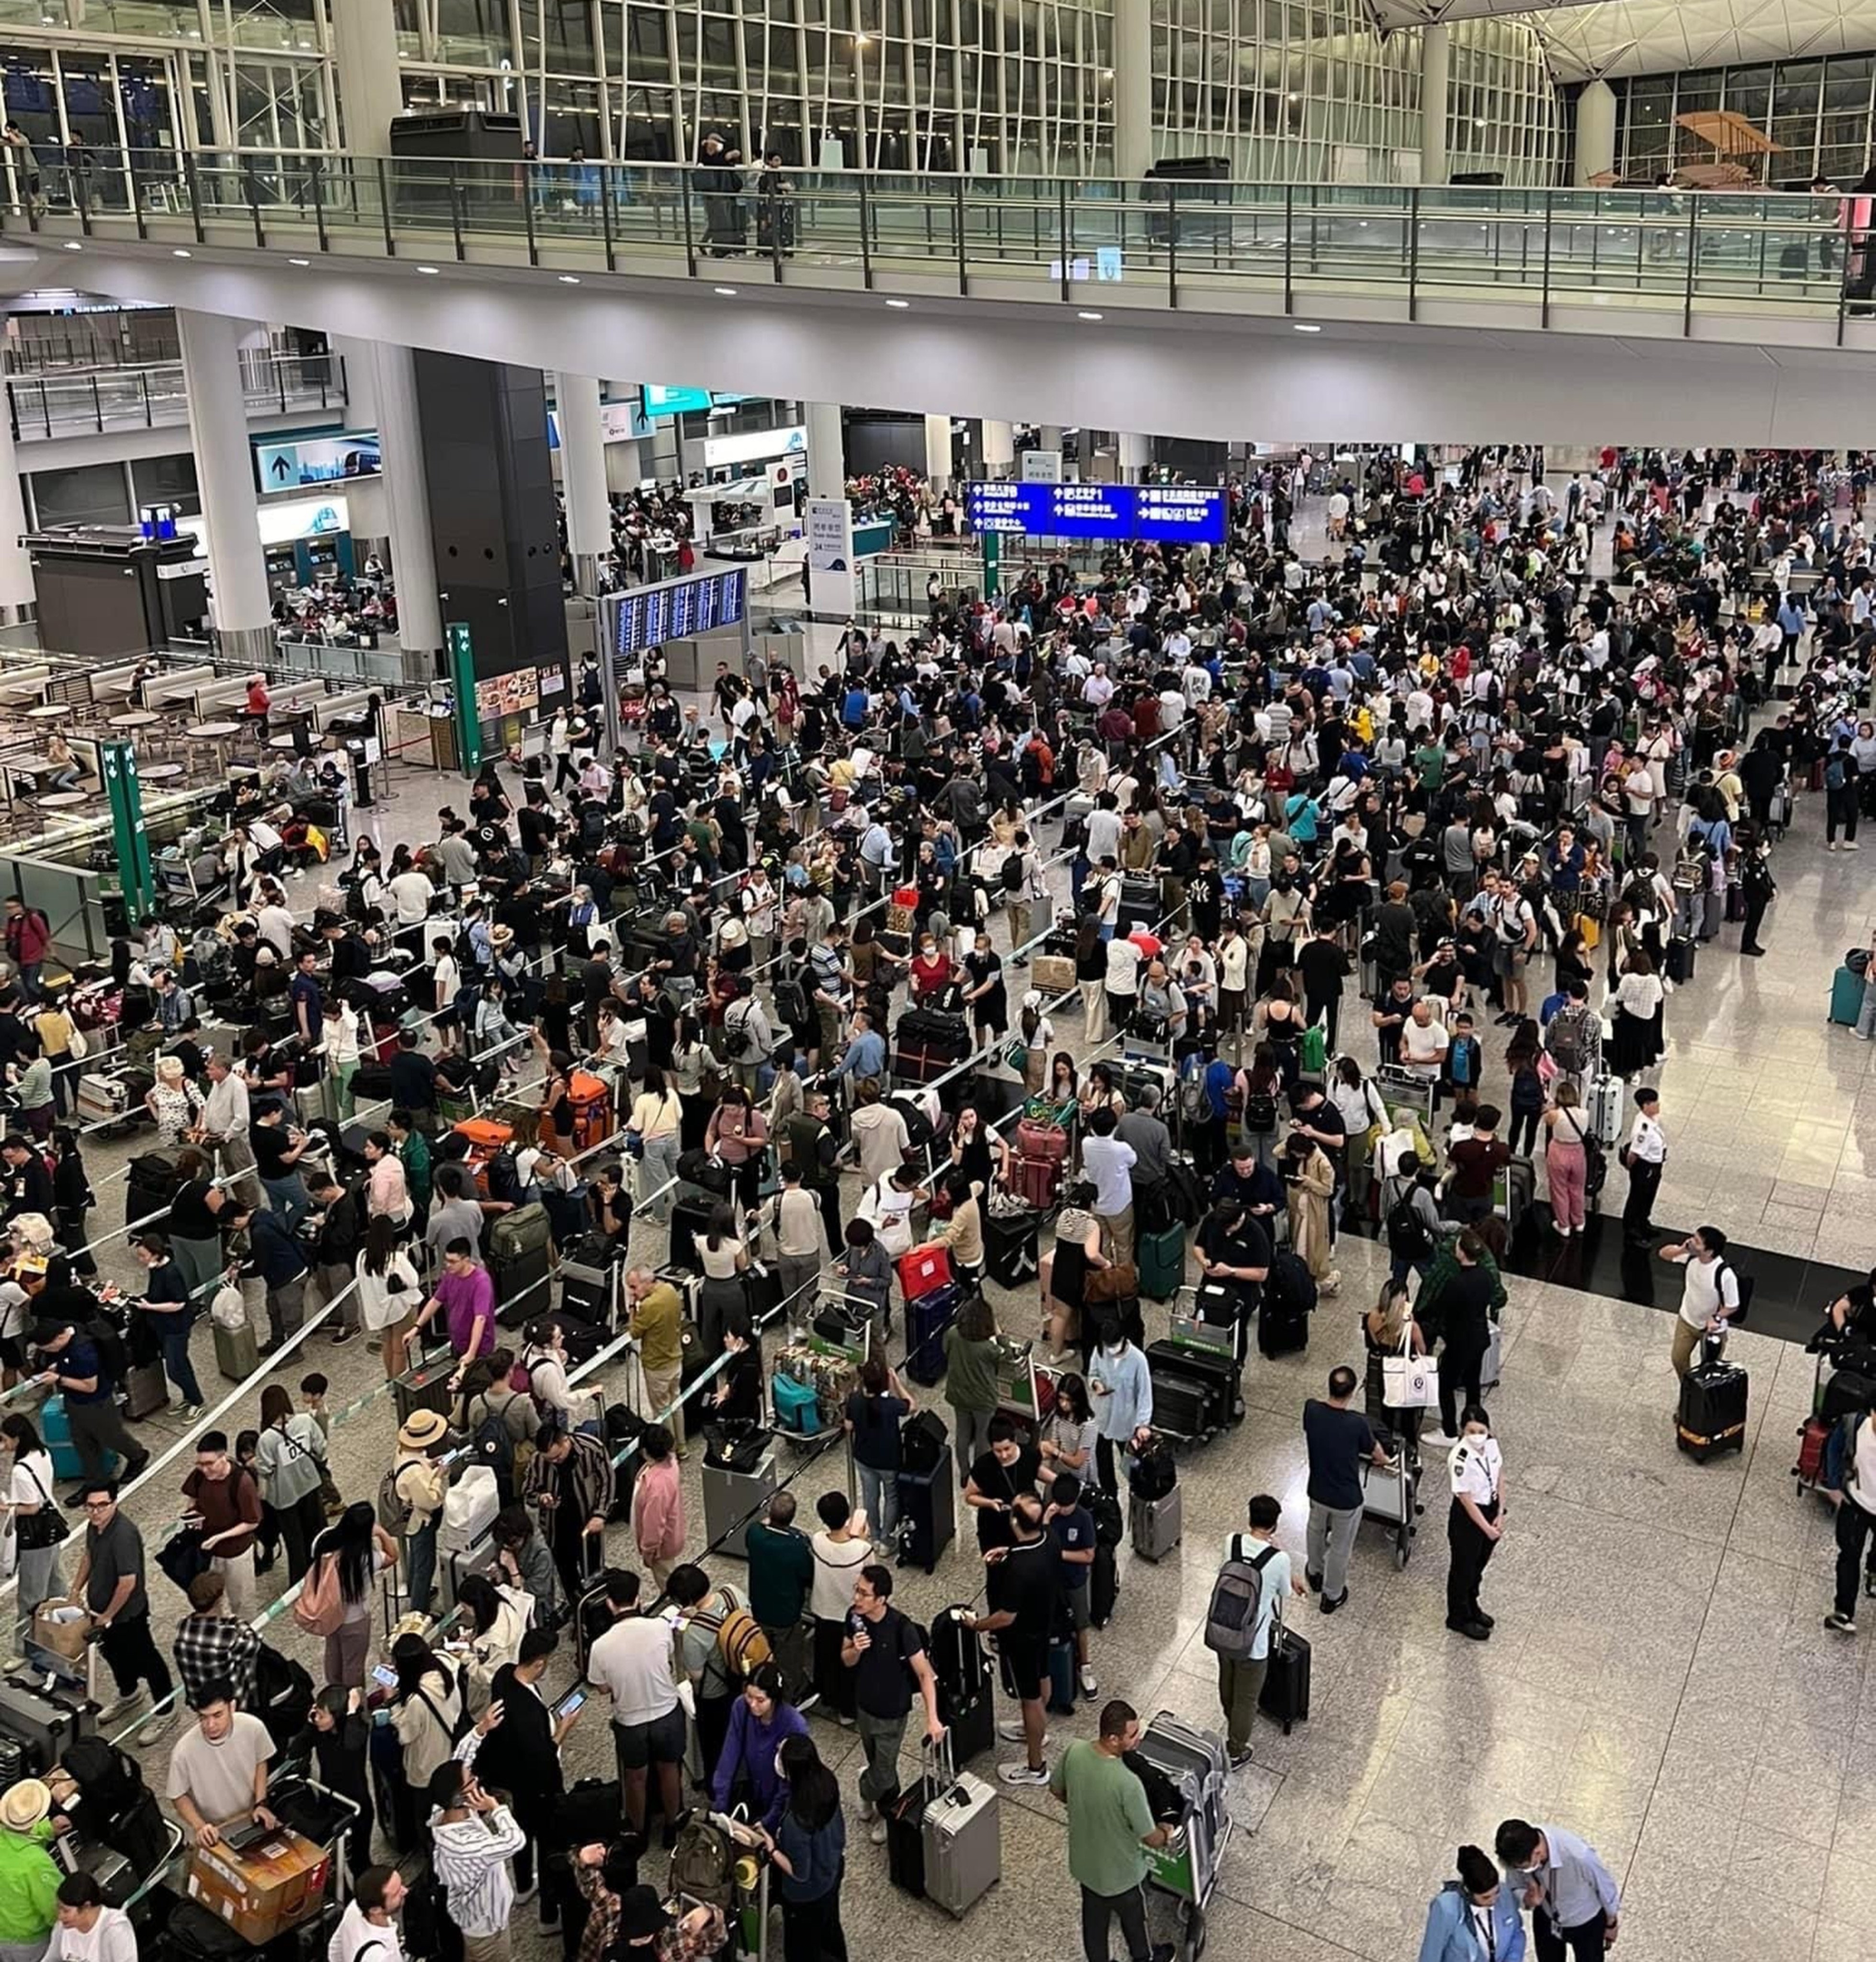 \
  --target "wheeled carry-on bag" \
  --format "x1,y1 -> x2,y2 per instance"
1831,965 -> 1865,1027
1258,1614 -> 1311,1733
393,1345 -> 458,1426
1677,1360 -> 1749,1461
1144,1365 -> 1212,1444
489,1201 -> 553,1328
921,1734 -> 1001,1918
1135,1712 -> 1231,1907
1587,1074 -> 1623,1147
1137,1222 -> 1186,1301
984,1209 -> 1041,1289
1129,1486 -> 1183,1561
895,1461 -> 957,1572
213,1318 -> 260,1384
1146,1338 -> 1242,1427
927,1605 -> 995,1766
